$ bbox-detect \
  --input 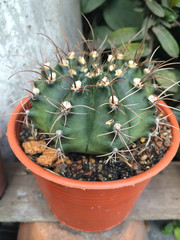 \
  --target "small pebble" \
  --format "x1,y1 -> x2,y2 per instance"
88,170 -> 92,176
160,134 -> 164,139
156,150 -> 160,155
164,140 -> 171,147
154,137 -> 158,142
54,165 -> 65,174
98,174 -> 103,181
98,165 -> 103,171
65,159 -> 73,165
89,158 -> 95,164
132,162 -> 139,170
140,137 -> 146,143
92,167 -> 96,172
140,155 -> 147,161
163,147 -> 168,153
156,141 -> 163,148
132,151 -> 137,157
147,160 -> 151,165
76,165 -> 82,170
82,158 -> 88,164
140,161 -> 146,165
